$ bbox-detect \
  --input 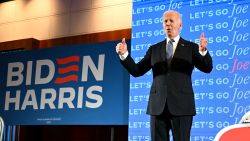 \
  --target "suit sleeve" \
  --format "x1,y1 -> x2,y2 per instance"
192,43 -> 213,73
120,47 -> 152,77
